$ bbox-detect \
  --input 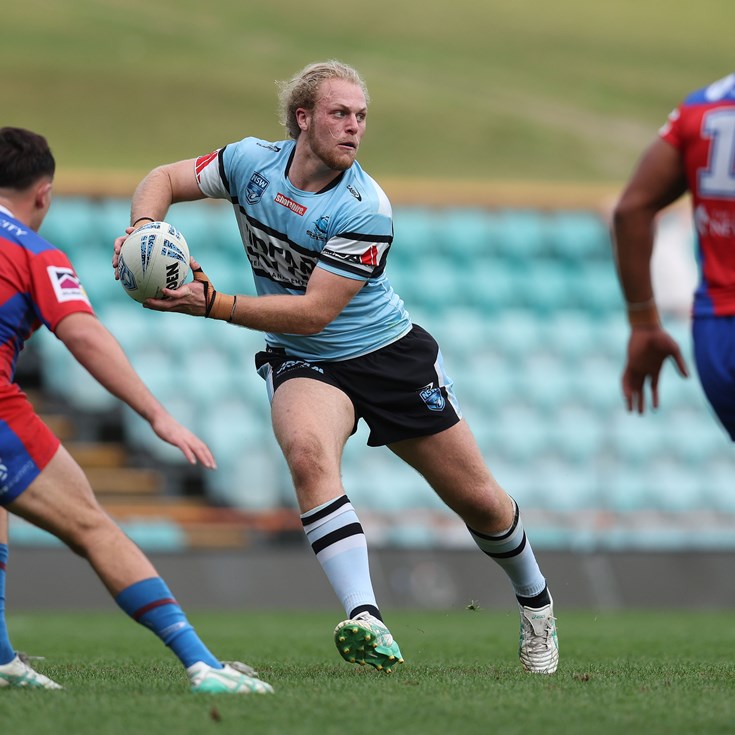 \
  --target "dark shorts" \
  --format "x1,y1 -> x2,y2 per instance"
0,386 -> 60,506
693,315 -> 735,440
255,324 -> 462,446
